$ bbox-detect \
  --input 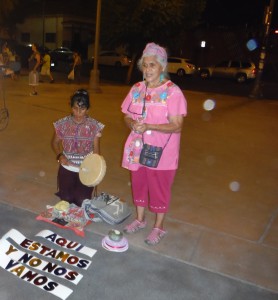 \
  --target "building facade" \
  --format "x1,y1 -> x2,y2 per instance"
15,14 -> 94,58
